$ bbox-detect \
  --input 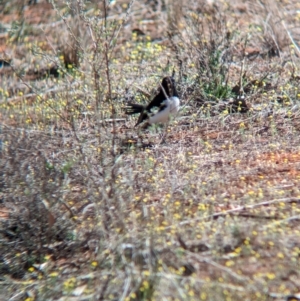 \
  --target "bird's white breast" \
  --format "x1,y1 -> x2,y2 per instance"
169,96 -> 180,115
